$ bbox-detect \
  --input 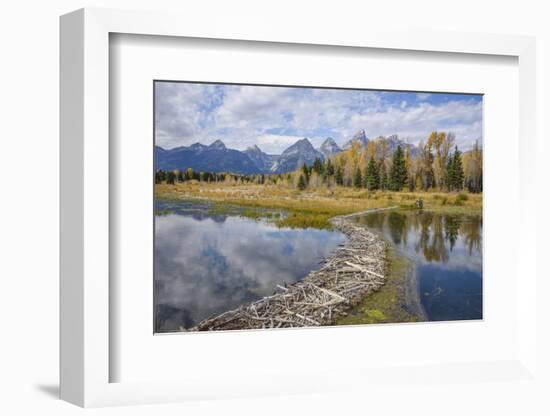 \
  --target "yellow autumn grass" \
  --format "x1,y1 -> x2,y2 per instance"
155,181 -> 482,229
